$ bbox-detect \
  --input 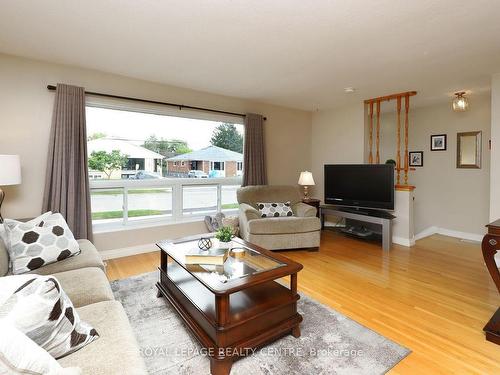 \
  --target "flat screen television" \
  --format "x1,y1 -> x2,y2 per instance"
324,164 -> 394,210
